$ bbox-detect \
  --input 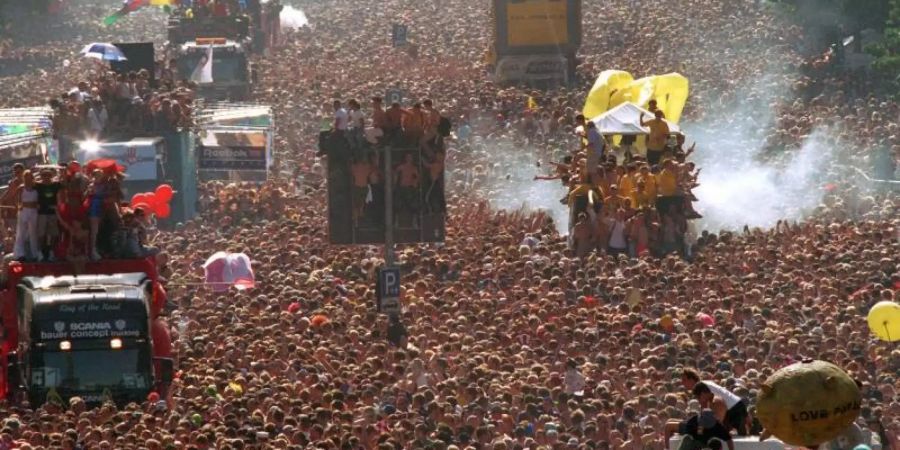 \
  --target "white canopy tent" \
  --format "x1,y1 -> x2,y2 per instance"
590,102 -> 681,135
